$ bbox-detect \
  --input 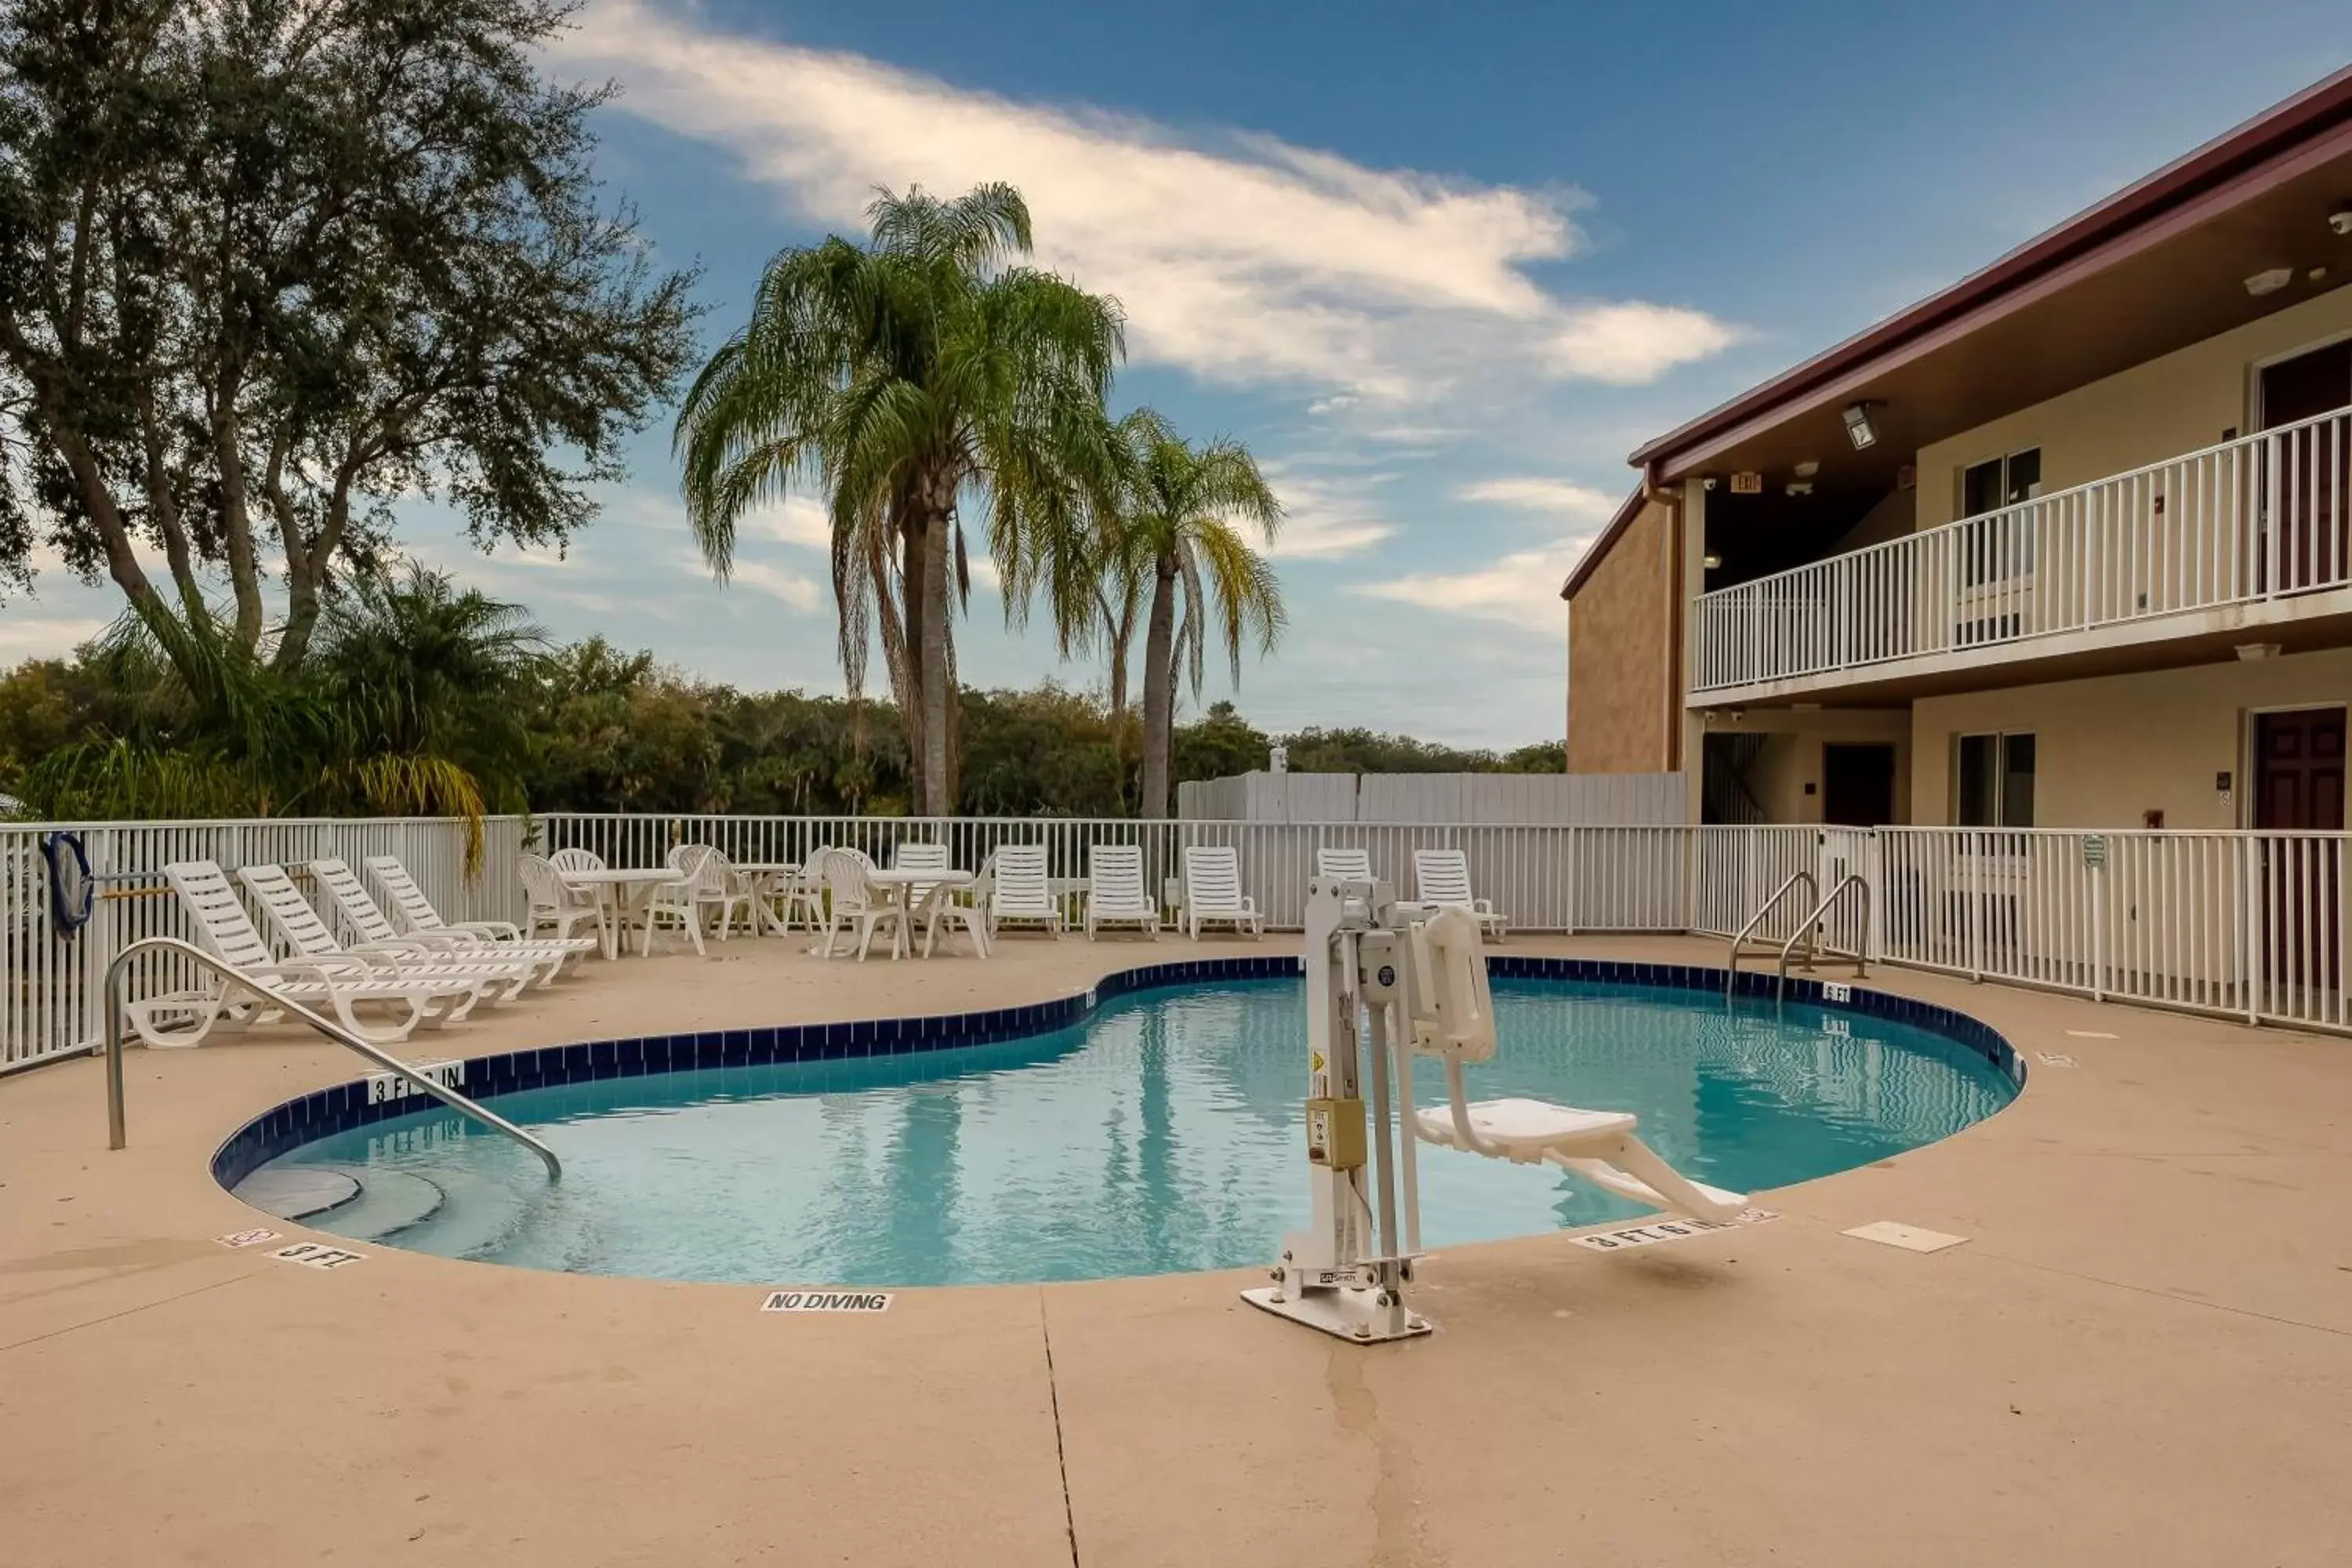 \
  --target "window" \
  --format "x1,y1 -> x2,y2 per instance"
1959,447 -> 2041,584
1956,732 -> 2035,826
